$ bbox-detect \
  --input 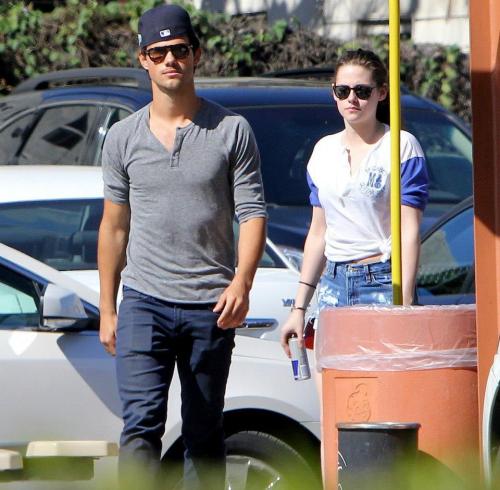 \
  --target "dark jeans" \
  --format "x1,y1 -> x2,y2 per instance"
116,286 -> 235,489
